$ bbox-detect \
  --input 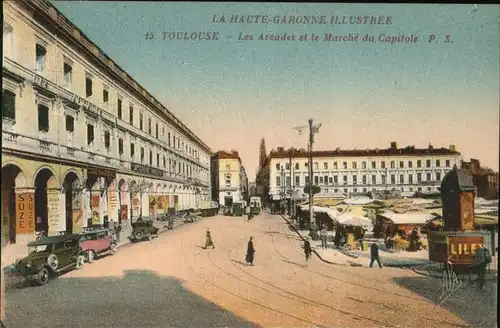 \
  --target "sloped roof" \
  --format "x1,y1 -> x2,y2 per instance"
441,165 -> 476,192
